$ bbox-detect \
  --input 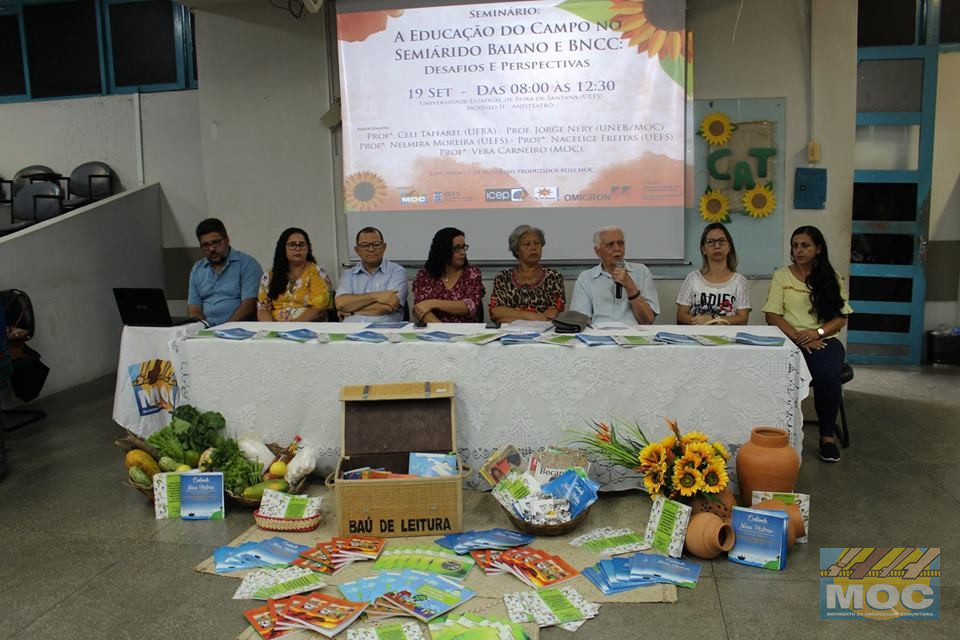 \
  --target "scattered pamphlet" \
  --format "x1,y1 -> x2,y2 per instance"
570,527 -> 650,556
339,570 -> 476,622
275,591 -> 368,637
540,469 -> 599,519
296,536 -> 385,575
503,587 -> 599,630
527,447 -> 591,484
347,330 -> 389,343
416,331 -> 464,343
455,331 -> 504,345
408,452 -> 459,477
728,506 -> 789,571
348,621 -> 427,640
498,332 -> 541,345
653,331 -> 703,345
491,471 -> 540,505
272,328 -> 319,343
612,334 -> 657,347
735,332 -> 787,346
501,319 -> 553,332
153,471 -> 181,519
365,321 -> 411,330
386,332 -> 422,343
435,528 -> 534,554
643,495 -> 692,558
479,444 -> 526,486
536,334 -> 579,347
470,549 -> 507,576
180,472 -> 225,520
243,600 -> 298,639
259,488 -> 322,519
751,491 -> 810,543
493,546 -> 581,588
372,545 -> 475,580
628,552 -> 701,588
583,557 -> 663,594
232,566 -> 320,599
205,327 -> 257,340
428,613 -> 529,640
575,333 -> 617,346
695,334 -> 736,346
